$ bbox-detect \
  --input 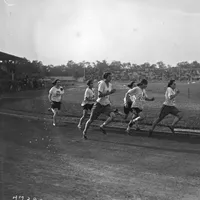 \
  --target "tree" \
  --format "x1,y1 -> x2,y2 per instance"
95,60 -> 109,80
109,61 -> 122,71
156,61 -> 166,69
